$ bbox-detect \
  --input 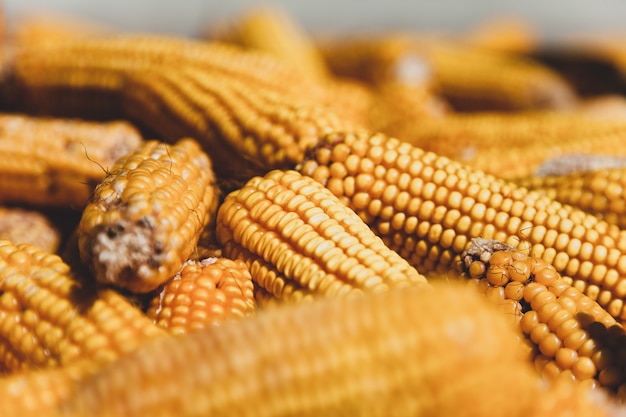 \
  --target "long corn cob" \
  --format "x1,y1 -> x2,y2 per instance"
393,111 -> 626,179
207,6 -> 329,80
516,167 -> 626,229
216,169 -> 428,303
420,38 -> 578,111
44,282 -> 552,417
0,240 -> 165,373
0,206 -> 61,253
78,138 -> 219,293
459,239 -> 626,393
146,257 -> 256,334
121,64 -> 351,180
297,131 -> 626,320
0,114 -> 142,208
